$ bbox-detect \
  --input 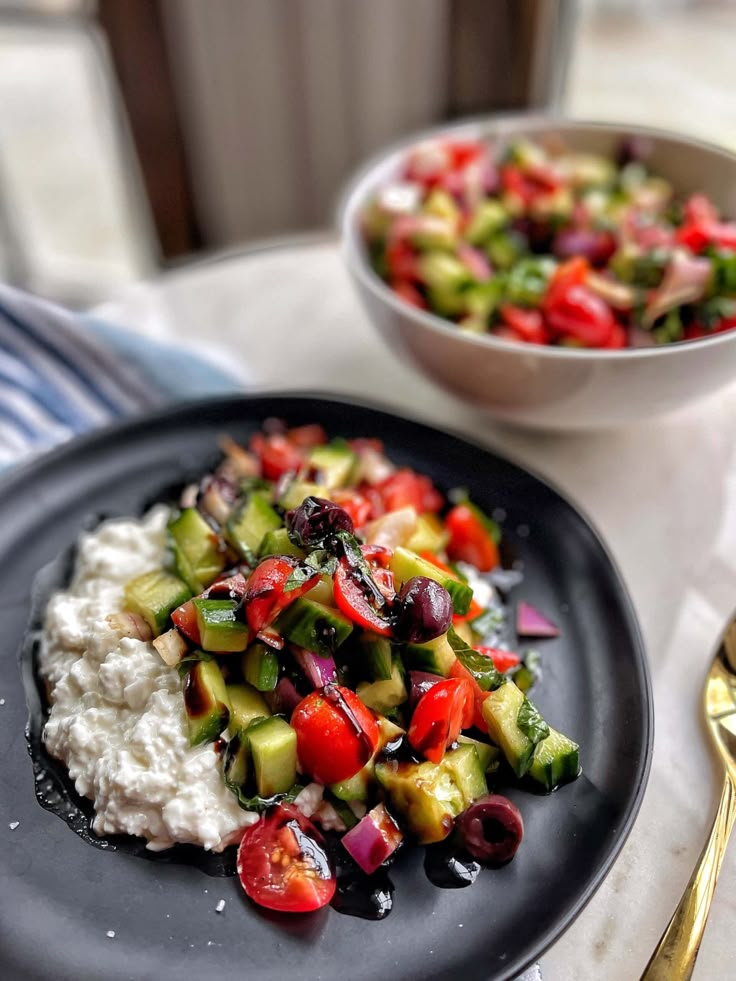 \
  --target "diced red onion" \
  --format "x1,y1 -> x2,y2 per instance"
354,446 -> 395,486
408,671 -> 444,709
218,435 -> 260,477
458,243 -> 492,282
341,803 -> 403,875
199,476 -> 236,525
363,506 -> 418,549
516,601 -> 560,638
585,271 -> 637,310
293,645 -> 337,688
256,626 -> 284,650
106,612 -> 152,642
643,250 -> 712,328
628,324 -> 656,348
266,677 -> 302,717
152,628 -> 188,666
552,228 -> 616,266
293,782 -> 323,818
180,483 -> 199,509
313,799 -> 347,833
